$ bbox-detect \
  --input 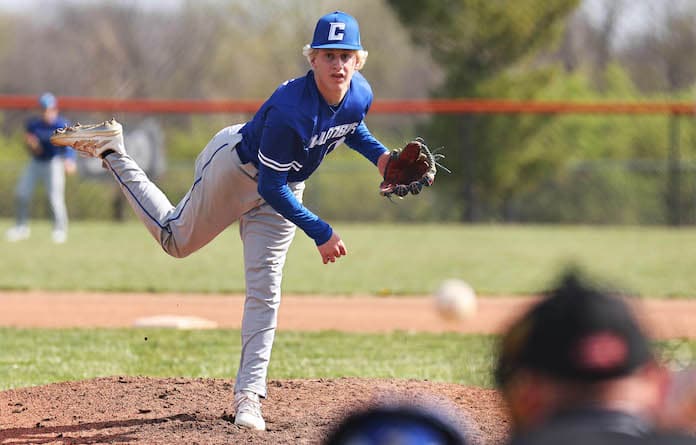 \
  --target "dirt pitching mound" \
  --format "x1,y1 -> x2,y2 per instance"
0,376 -> 508,445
